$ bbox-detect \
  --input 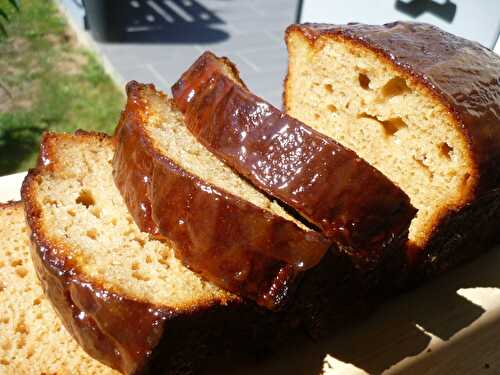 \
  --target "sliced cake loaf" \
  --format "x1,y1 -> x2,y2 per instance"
113,82 -> 330,310
0,202 -> 119,375
21,131 -> 271,375
172,51 -> 416,272
285,22 -> 500,272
